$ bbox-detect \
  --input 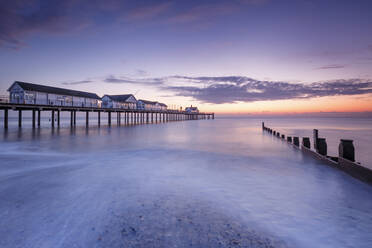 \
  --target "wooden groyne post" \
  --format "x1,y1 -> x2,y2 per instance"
262,122 -> 372,185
